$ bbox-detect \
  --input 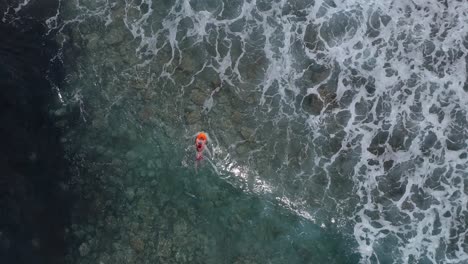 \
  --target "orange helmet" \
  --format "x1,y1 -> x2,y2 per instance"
196,132 -> 207,142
